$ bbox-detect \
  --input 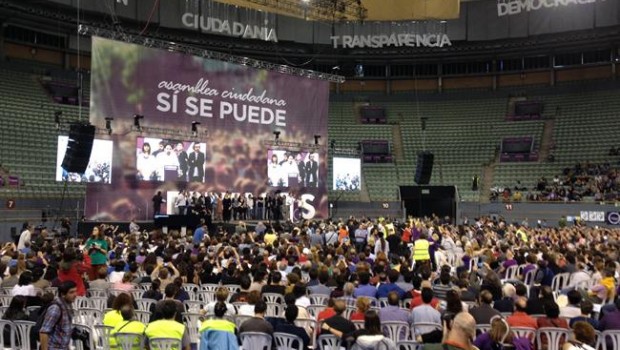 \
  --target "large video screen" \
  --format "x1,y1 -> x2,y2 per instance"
267,149 -> 319,188
136,137 -> 208,182
333,157 -> 361,191
55,136 -> 113,183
